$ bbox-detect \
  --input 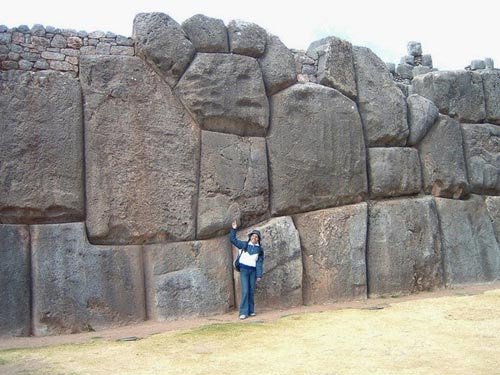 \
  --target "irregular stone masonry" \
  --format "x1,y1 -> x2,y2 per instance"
0,24 -> 134,76
1,13 -> 500,338
386,41 -> 496,86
